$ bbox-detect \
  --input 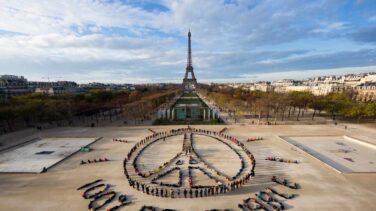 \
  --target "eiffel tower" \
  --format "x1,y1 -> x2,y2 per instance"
182,30 -> 197,91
